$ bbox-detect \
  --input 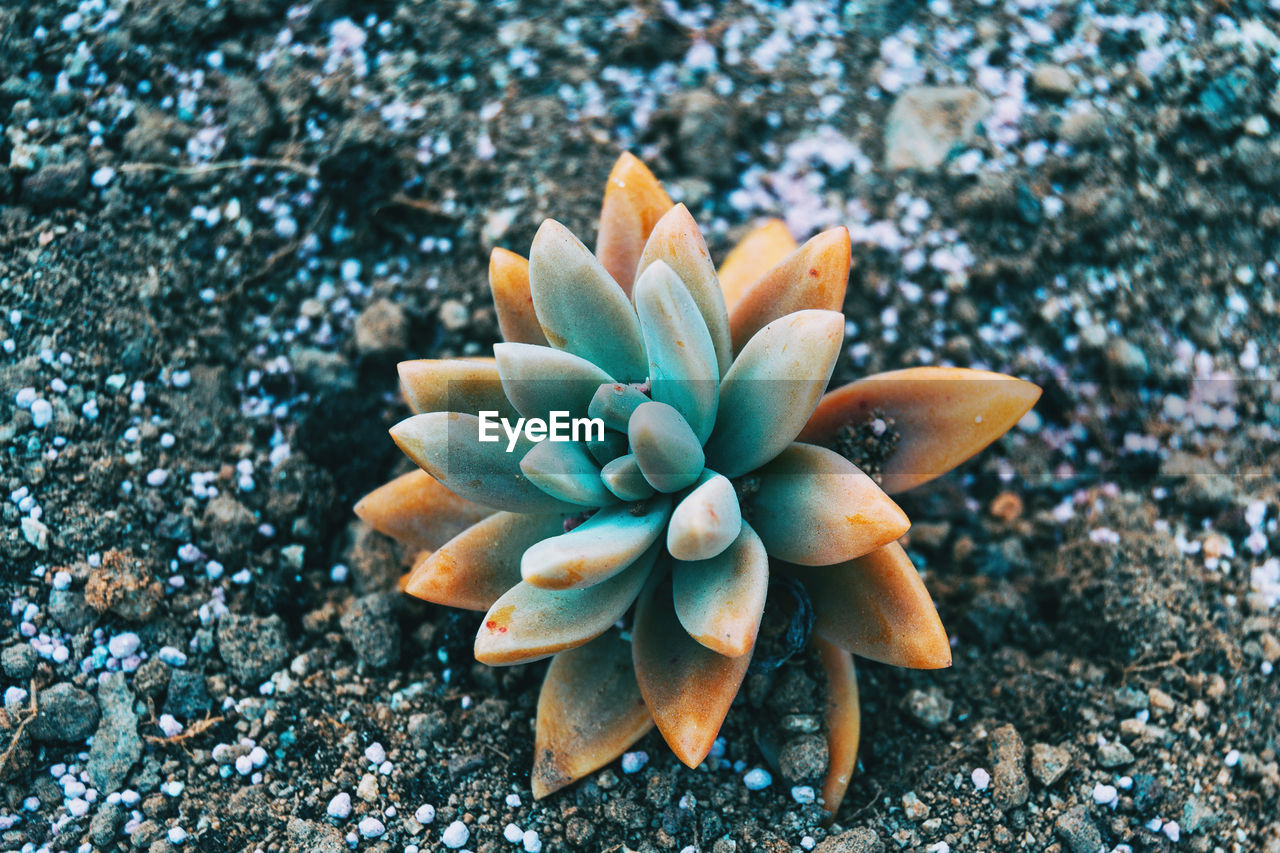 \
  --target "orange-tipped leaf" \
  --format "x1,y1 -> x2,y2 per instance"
489,248 -> 548,346
799,366 -> 1042,494
354,469 -> 491,552
595,152 -> 674,295
532,633 -> 653,798
728,226 -> 850,353
717,218 -> 797,311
